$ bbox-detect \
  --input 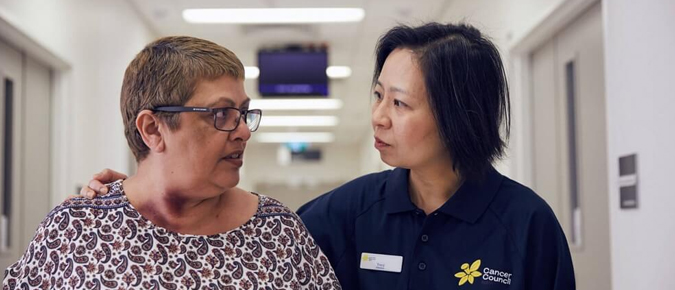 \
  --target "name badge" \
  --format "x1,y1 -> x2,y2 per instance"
360,252 -> 403,273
